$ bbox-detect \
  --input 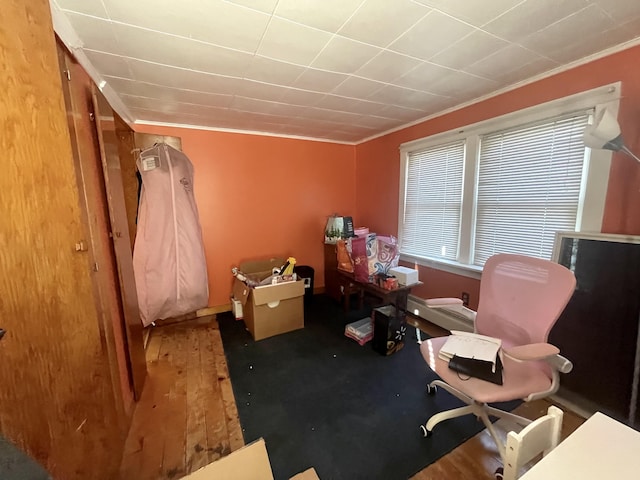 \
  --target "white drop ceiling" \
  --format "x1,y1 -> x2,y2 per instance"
50,0 -> 640,144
